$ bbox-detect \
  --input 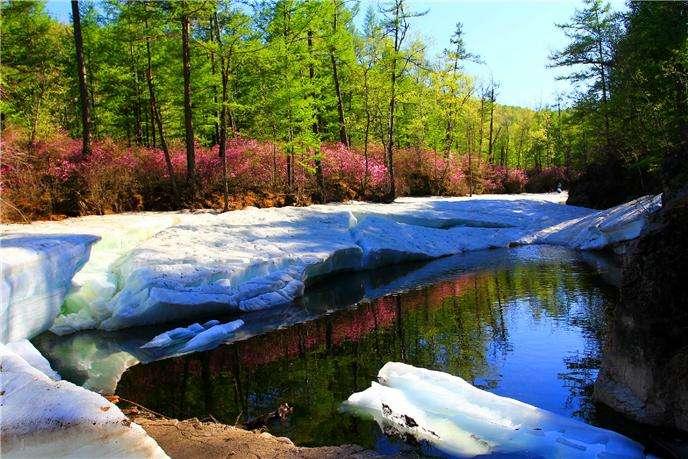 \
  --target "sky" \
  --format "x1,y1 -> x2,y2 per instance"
45,0 -> 627,109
